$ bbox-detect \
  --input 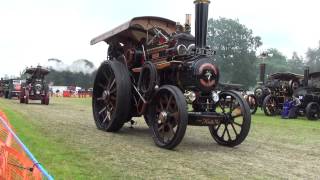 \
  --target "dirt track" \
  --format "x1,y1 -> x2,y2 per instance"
1,97 -> 320,179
